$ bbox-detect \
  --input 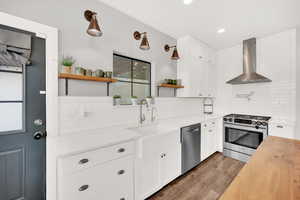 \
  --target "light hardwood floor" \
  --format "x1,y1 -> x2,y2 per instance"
147,152 -> 245,200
